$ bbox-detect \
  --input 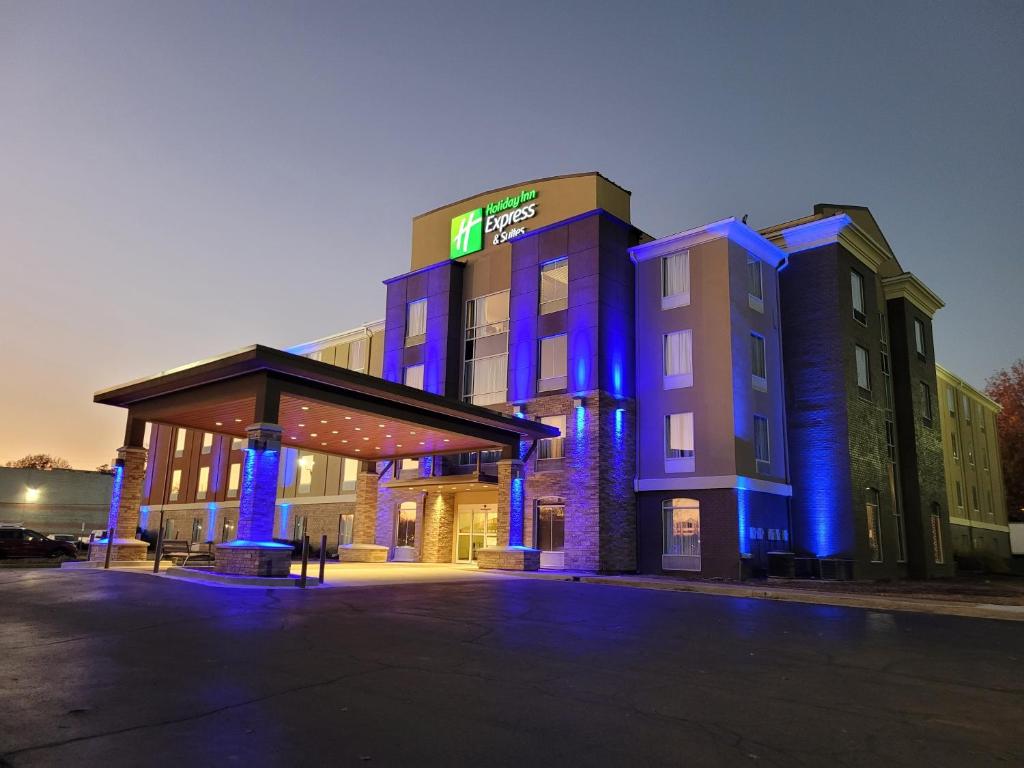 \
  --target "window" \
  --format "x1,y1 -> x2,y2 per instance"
227,463 -> 240,499
220,518 -> 235,543
931,506 -> 945,564
536,502 -> 565,552
169,469 -> 182,502
539,258 -> 569,314
750,333 -> 767,390
196,466 -> 210,501
962,394 -> 971,422
665,413 -> 695,472
297,453 -> 315,494
538,334 -> 567,392
464,291 -> 510,406
914,319 -> 926,358
851,270 -> 866,324
855,345 -> 871,394
174,429 -> 186,458
979,406 -> 987,431
865,488 -> 883,562
971,486 -> 979,512
661,250 -> 690,309
955,480 -> 963,510
201,432 -> 213,455
463,355 -> 508,406
951,433 -> 958,461
231,437 -> 245,452
347,337 -> 368,372
920,382 -> 933,426
662,498 -> 700,571
396,501 -> 416,547
747,254 -> 763,311
983,445 -> 989,471
404,364 -> 424,391
968,447 -> 975,466
342,459 -> 358,491
405,299 -> 427,345
537,415 -> 565,460
946,385 -> 956,415
465,291 -> 510,340
191,517 -> 202,544
754,415 -> 770,467
663,330 -> 693,389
